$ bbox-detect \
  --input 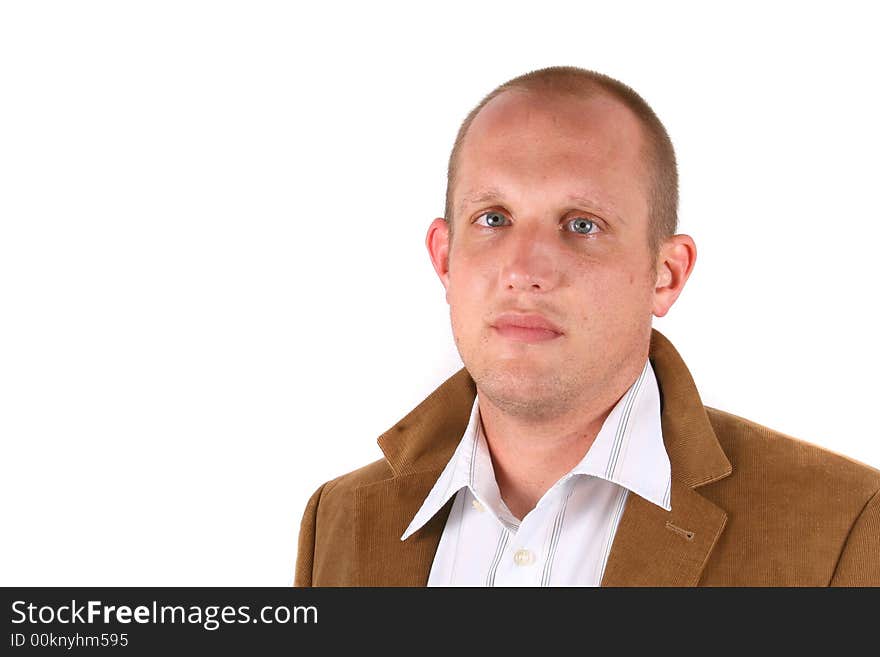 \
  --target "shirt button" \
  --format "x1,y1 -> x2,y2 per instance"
471,499 -> 485,512
513,549 -> 535,566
